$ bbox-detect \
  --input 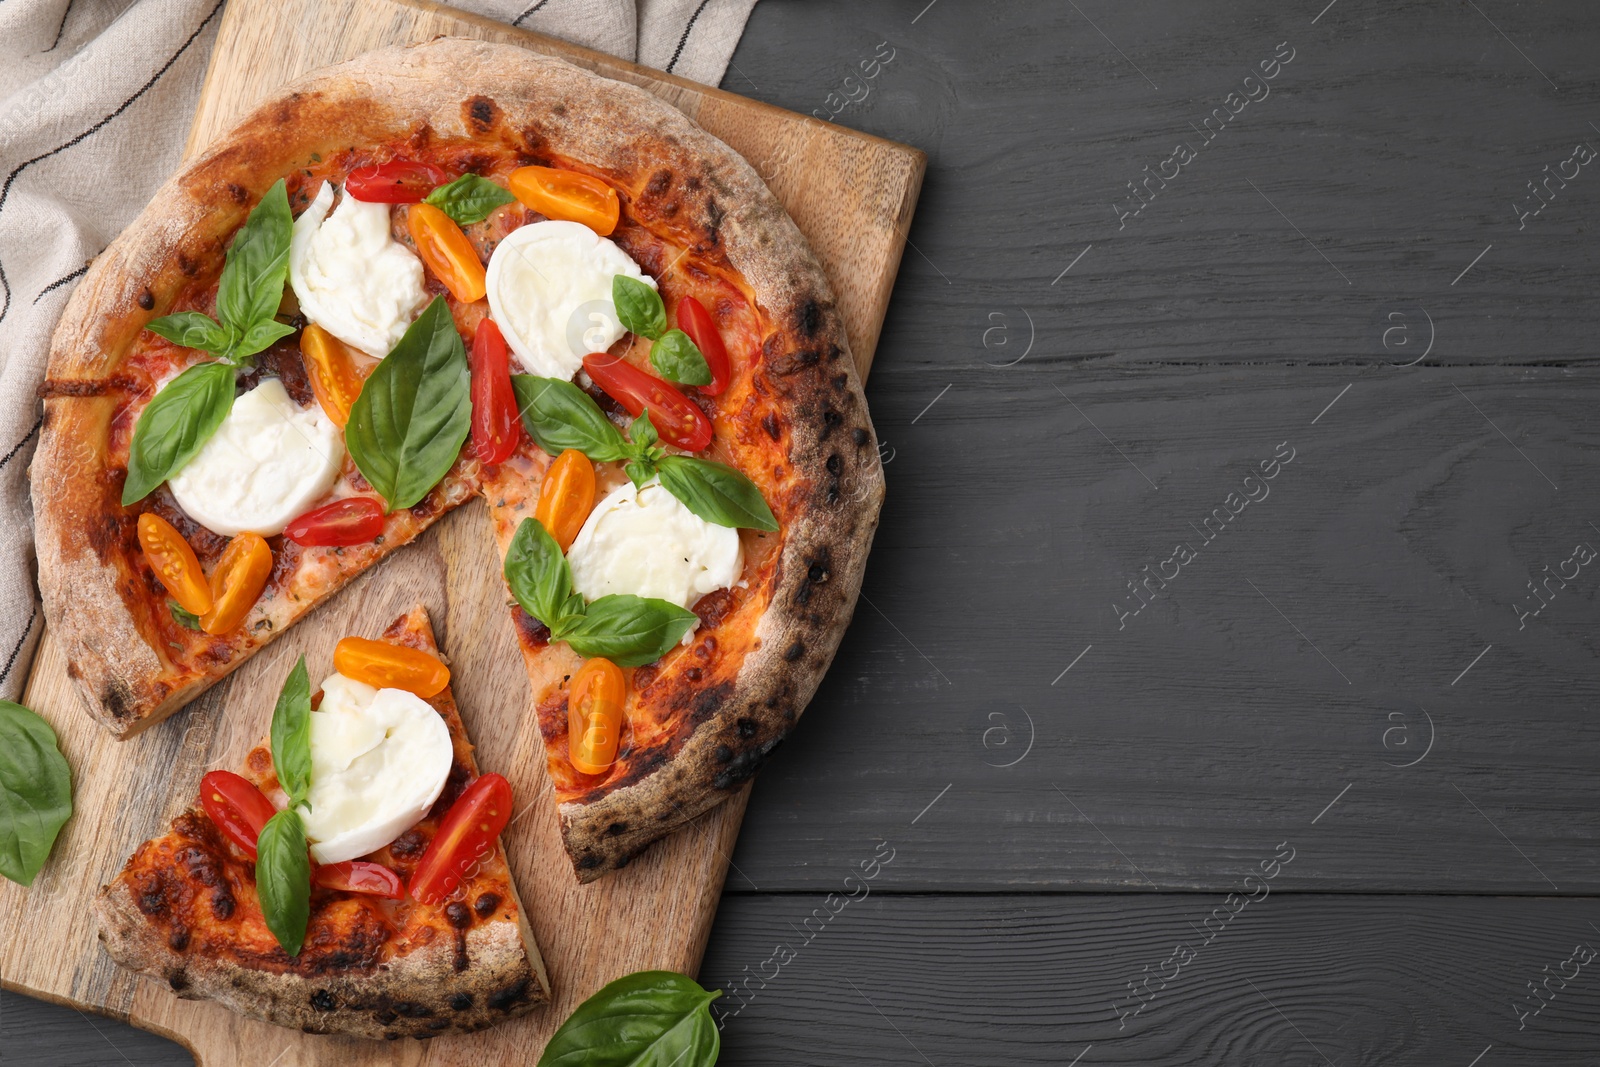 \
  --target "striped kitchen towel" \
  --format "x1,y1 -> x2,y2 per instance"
0,0 -> 758,703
